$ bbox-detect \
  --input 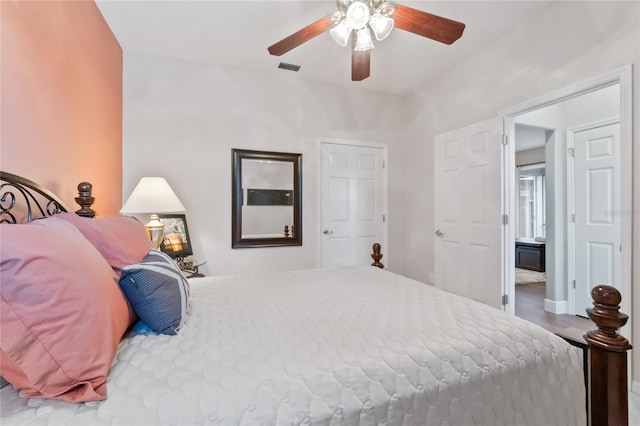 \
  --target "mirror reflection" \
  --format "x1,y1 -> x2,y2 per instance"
241,159 -> 294,238
232,149 -> 302,248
